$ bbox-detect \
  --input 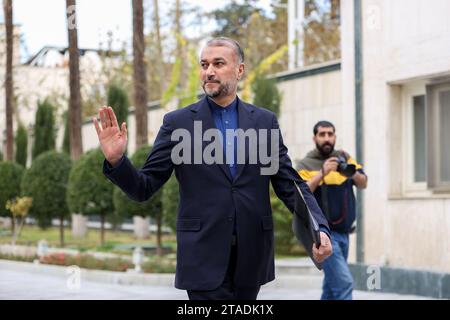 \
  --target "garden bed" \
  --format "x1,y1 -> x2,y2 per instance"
0,251 -> 176,273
